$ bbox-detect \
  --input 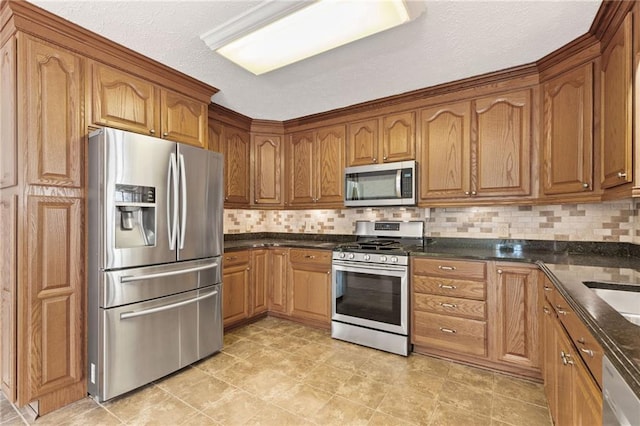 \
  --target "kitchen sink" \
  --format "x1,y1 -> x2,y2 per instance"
583,281 -> 640,326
